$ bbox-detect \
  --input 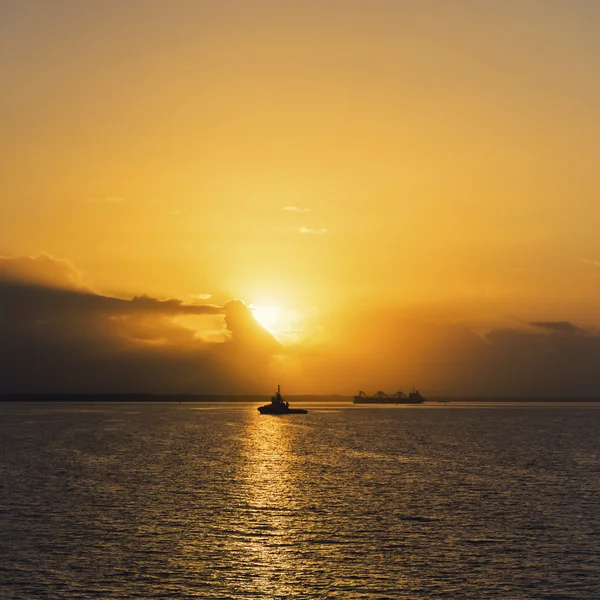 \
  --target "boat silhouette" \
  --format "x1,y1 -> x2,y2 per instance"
353,389 -> 425,404
258,385 -> 308,414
